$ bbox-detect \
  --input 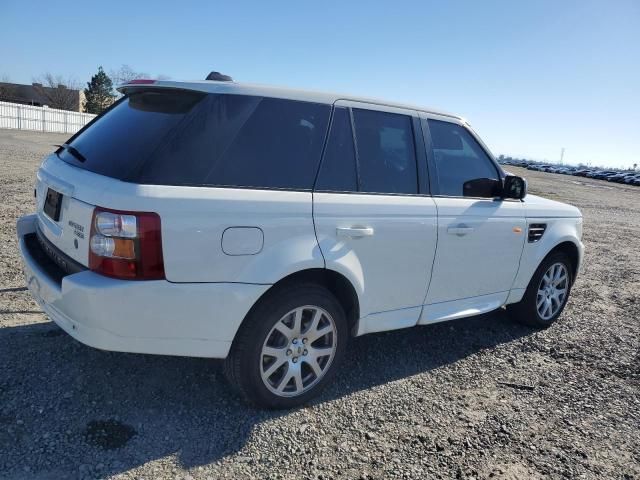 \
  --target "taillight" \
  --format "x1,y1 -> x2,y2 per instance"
89,207 -> 165,280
